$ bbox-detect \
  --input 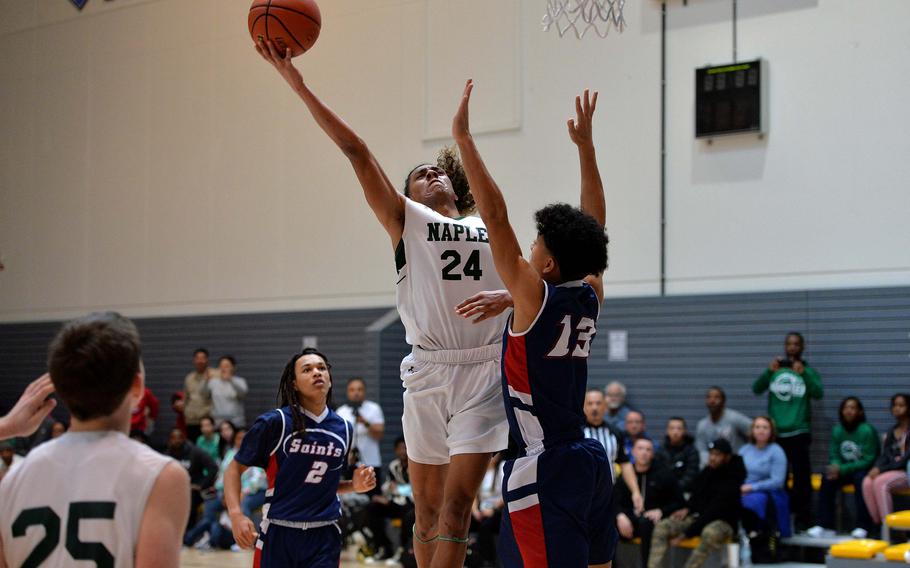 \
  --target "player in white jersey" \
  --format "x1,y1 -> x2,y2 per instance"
255,39 -> 511,567
0,312 -> 189,568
